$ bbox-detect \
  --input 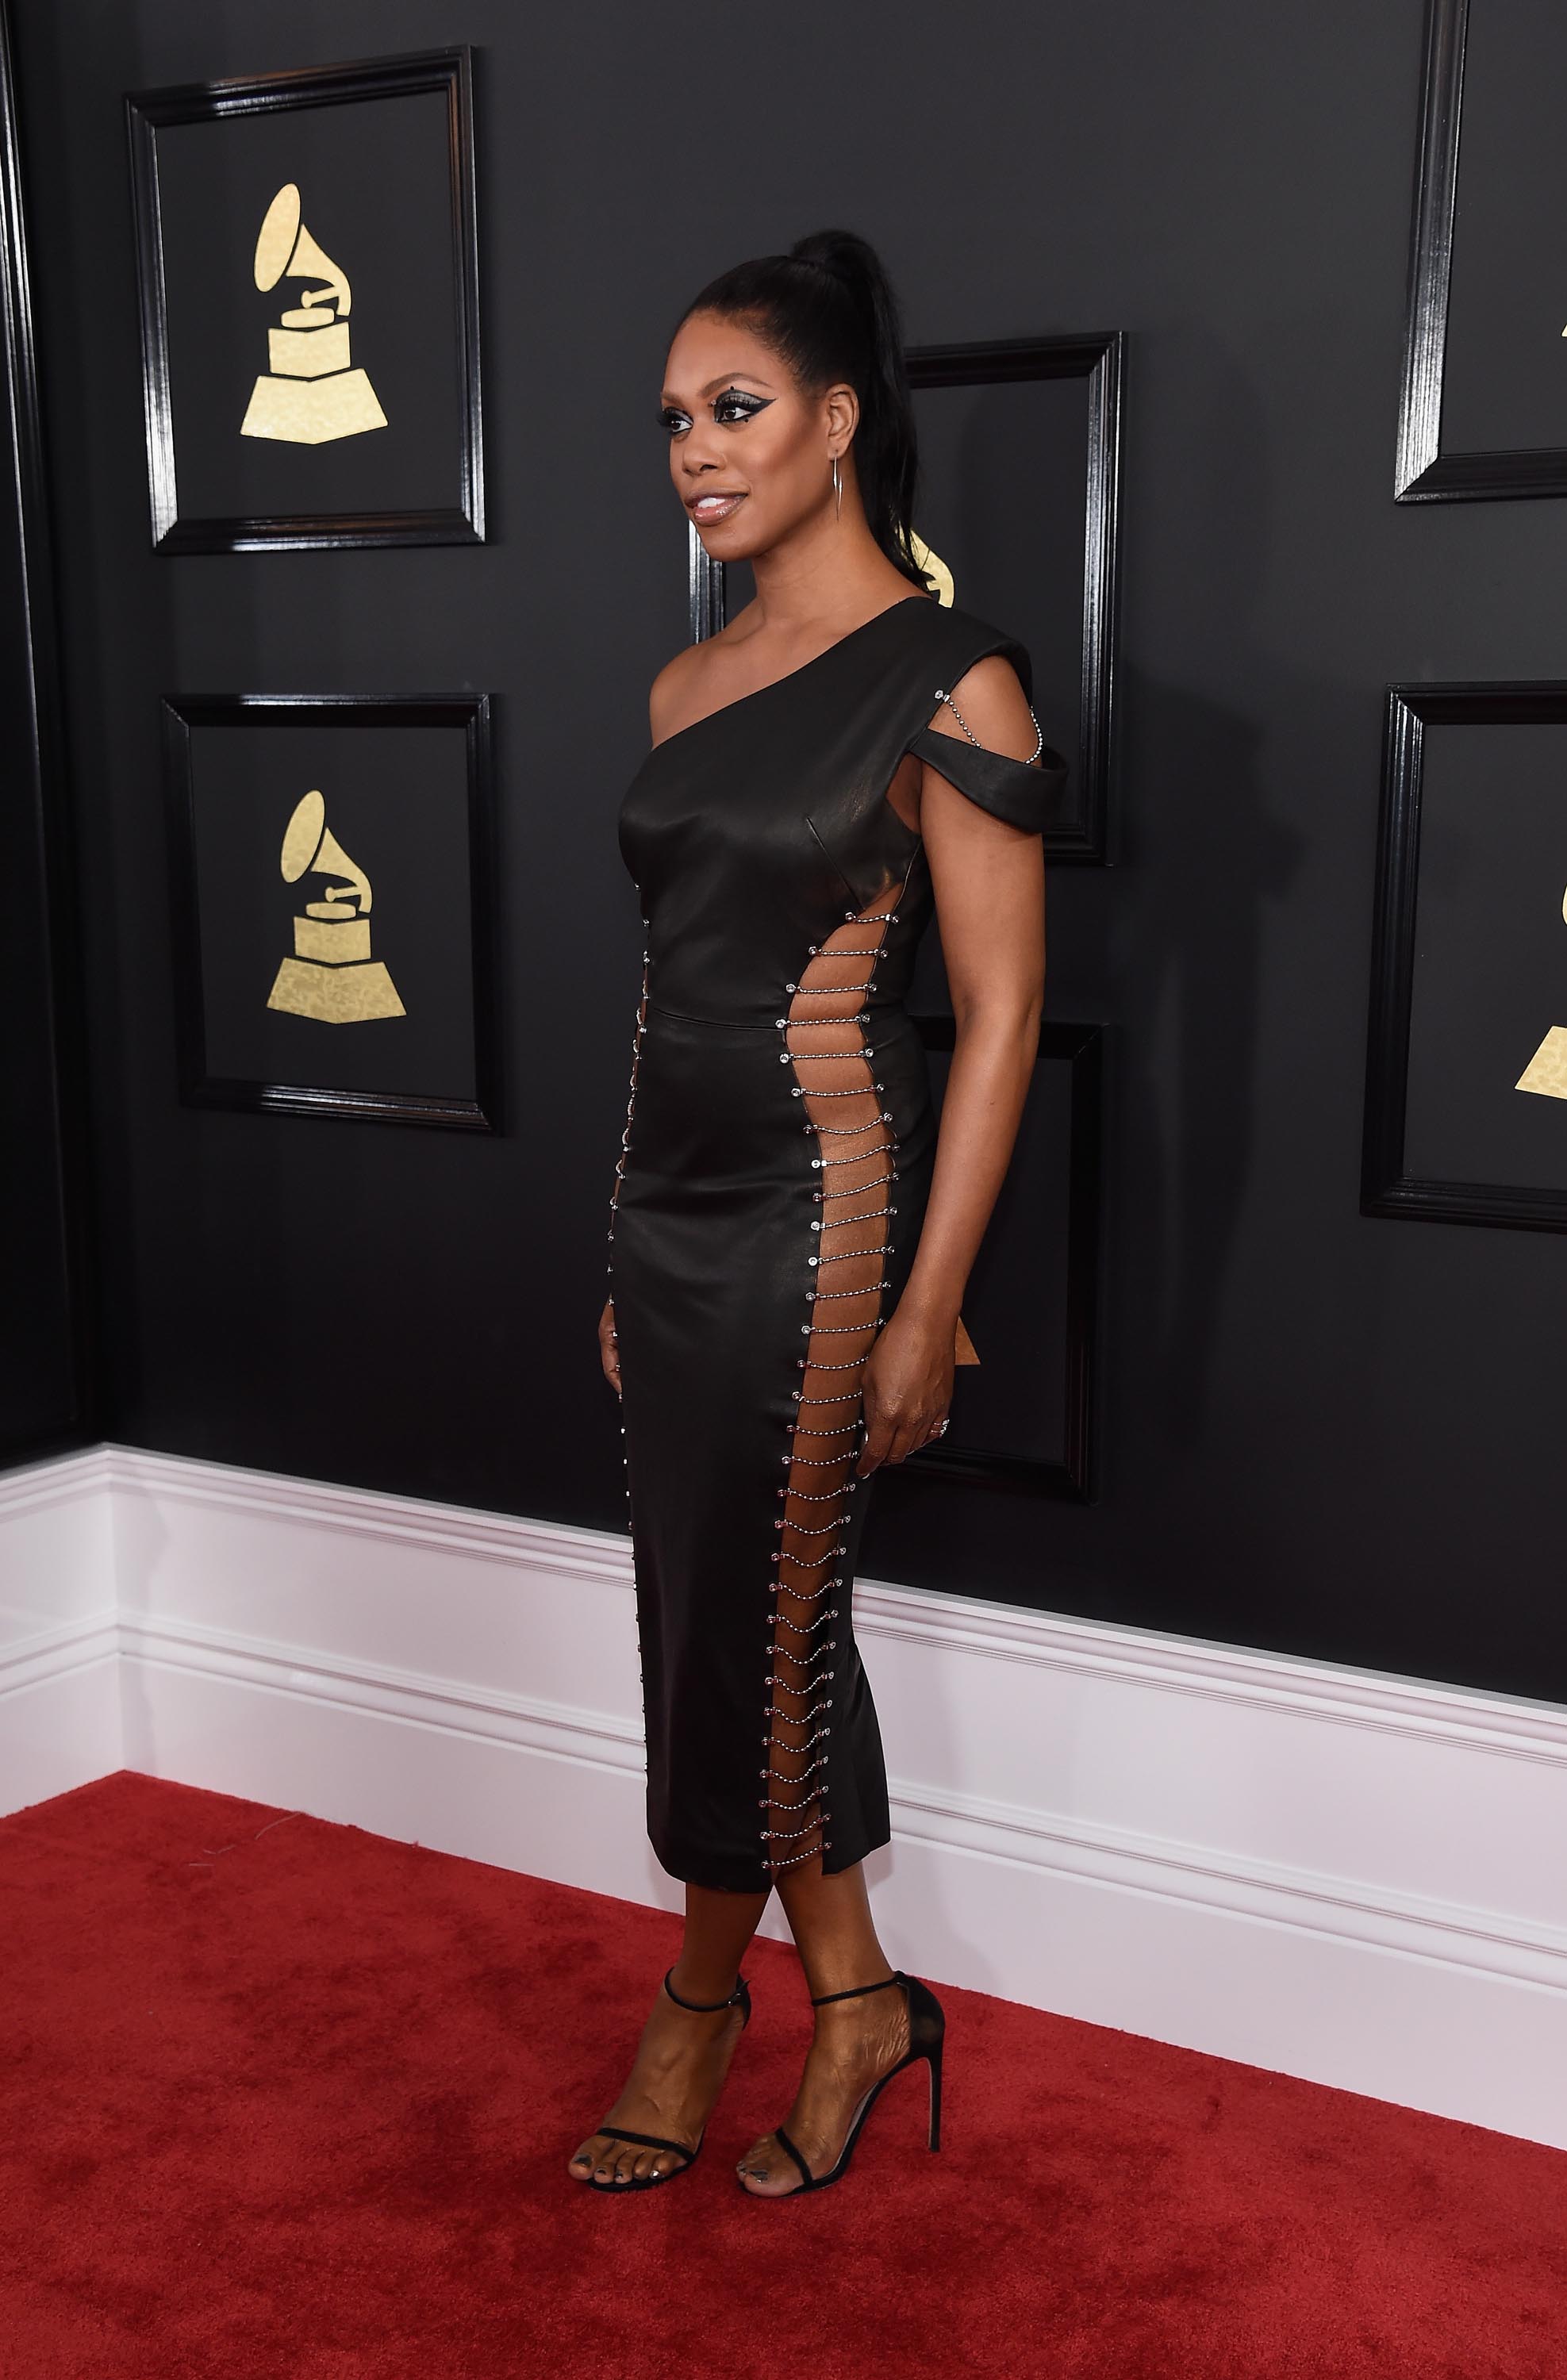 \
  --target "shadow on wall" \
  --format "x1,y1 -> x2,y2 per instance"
1100,335 -> 1309,1488
1116,666 -> 1302,1467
